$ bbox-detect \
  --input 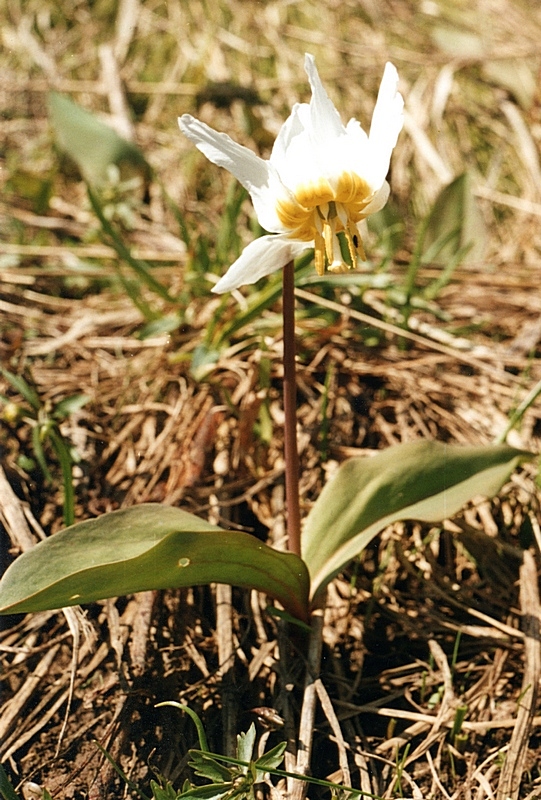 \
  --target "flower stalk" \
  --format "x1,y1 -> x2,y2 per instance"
282,260 -> 301,557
